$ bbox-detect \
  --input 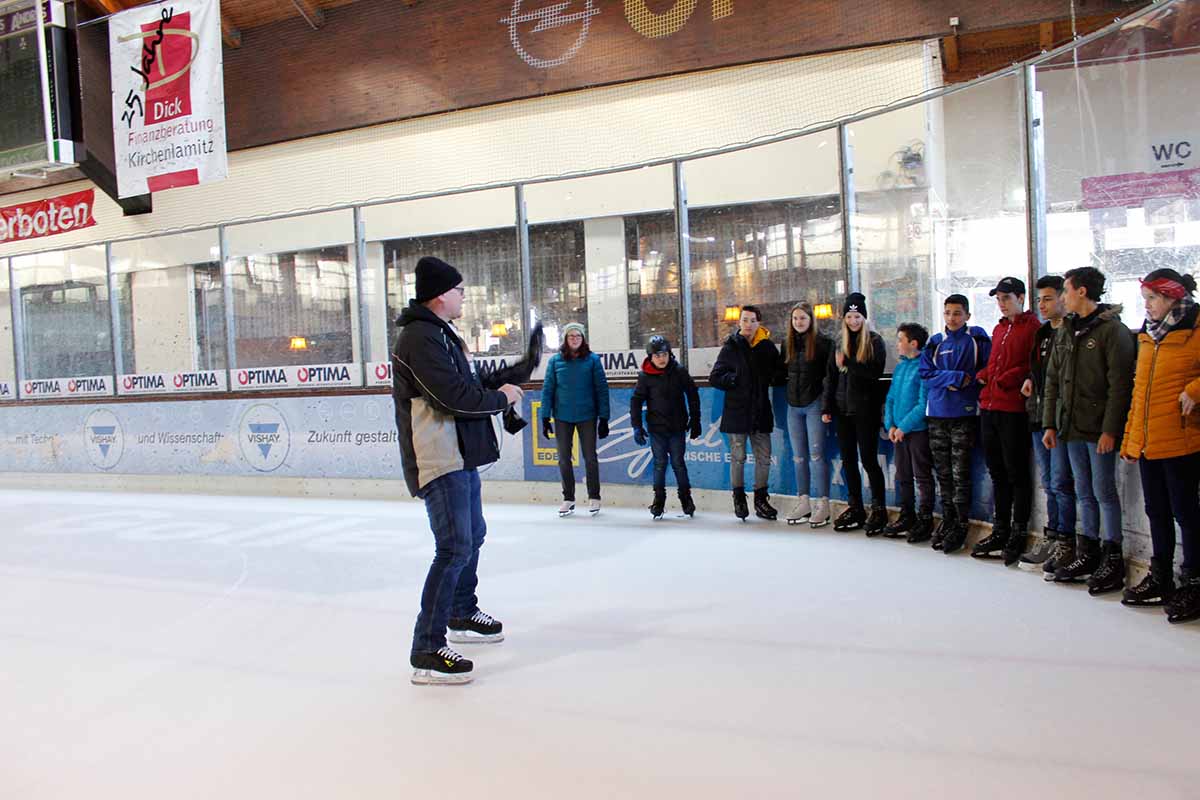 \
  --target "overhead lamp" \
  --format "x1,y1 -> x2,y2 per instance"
289,336 -> 309,351
814,303 -> 834,320
723,305 -> 742,322
491,322 -> 509,337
